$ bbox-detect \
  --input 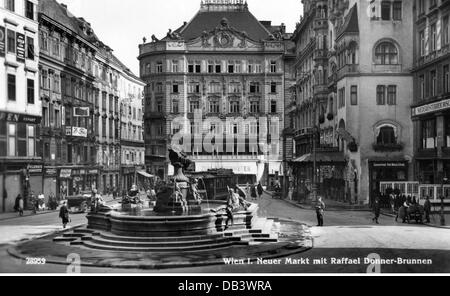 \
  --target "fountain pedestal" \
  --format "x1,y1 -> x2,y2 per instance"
154,148 -> 202,214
